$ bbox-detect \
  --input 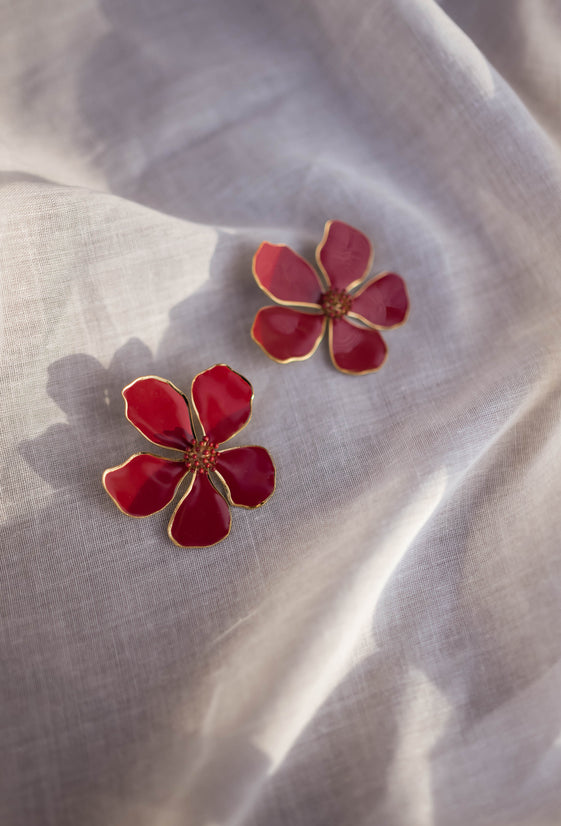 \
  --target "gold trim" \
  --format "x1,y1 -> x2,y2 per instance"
167,472 -> 232,548
213,445 -> 277,510
122,375 -> 193,453
190,364 -> 254,446
327,319 -> 389,376
251,312 -> 326,364
347,271 -> 411,331
102,453 -> 190,518
315,219 -> 374,293
252,242 -> 324,309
